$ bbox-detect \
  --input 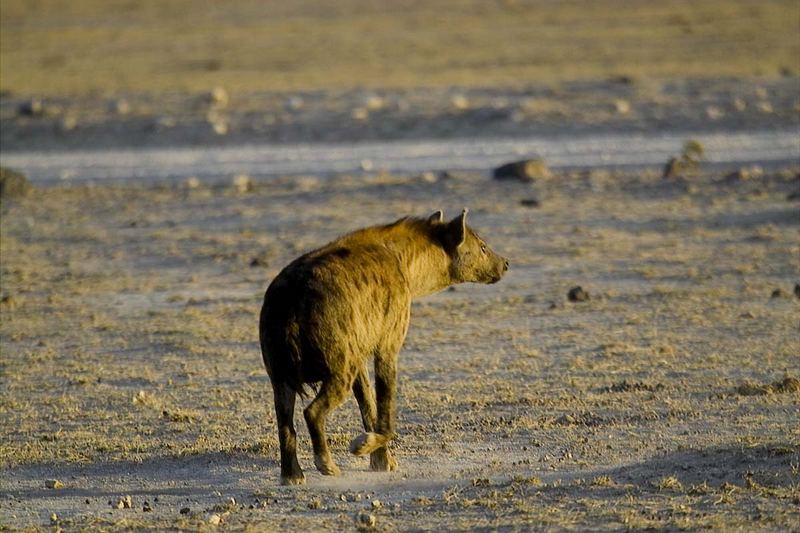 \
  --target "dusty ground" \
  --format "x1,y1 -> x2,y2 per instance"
1,165 -> 798,530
